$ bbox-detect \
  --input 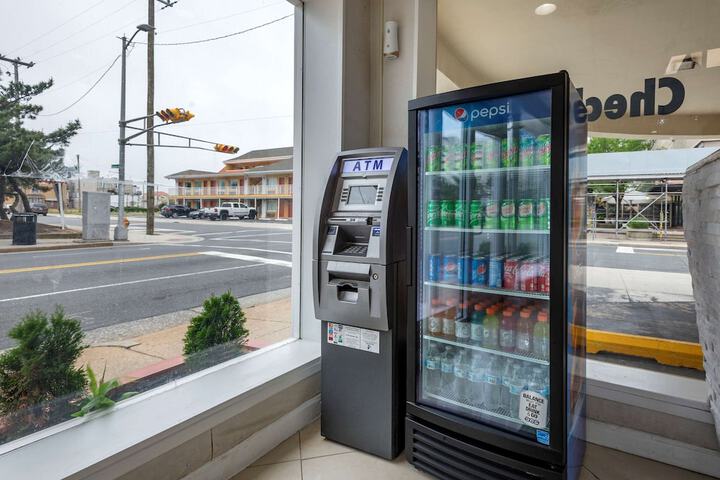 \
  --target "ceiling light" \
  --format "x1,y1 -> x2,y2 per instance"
535,3 -> 557,15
